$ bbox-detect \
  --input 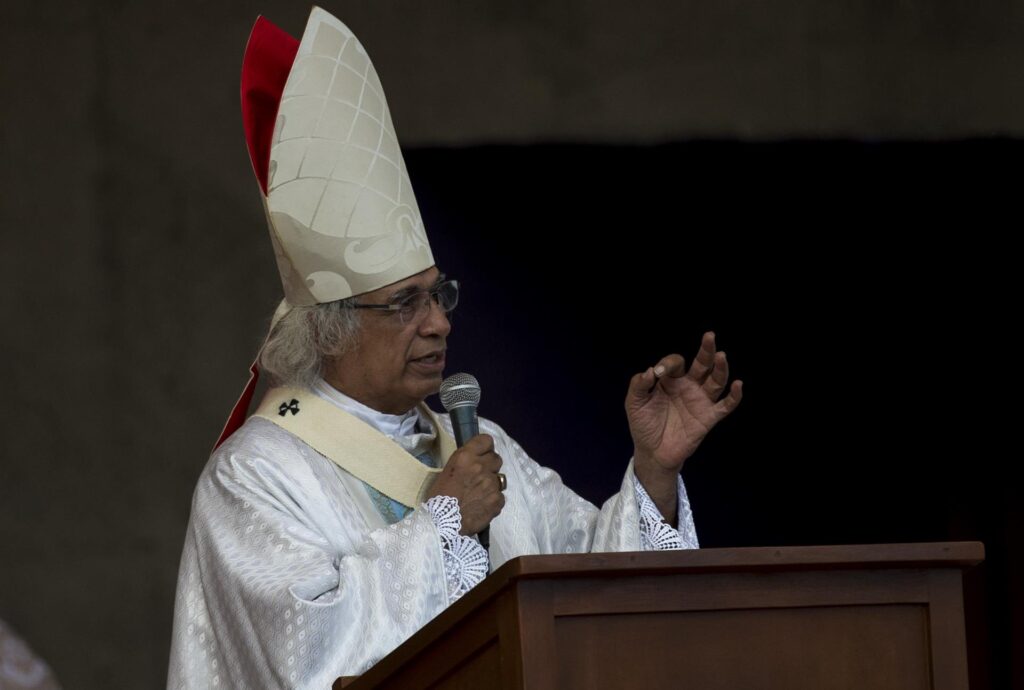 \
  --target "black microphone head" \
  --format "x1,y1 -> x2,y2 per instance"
439,373 -> 481,411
